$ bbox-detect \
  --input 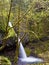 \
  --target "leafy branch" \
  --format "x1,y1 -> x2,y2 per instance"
0,0 -> 13,50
